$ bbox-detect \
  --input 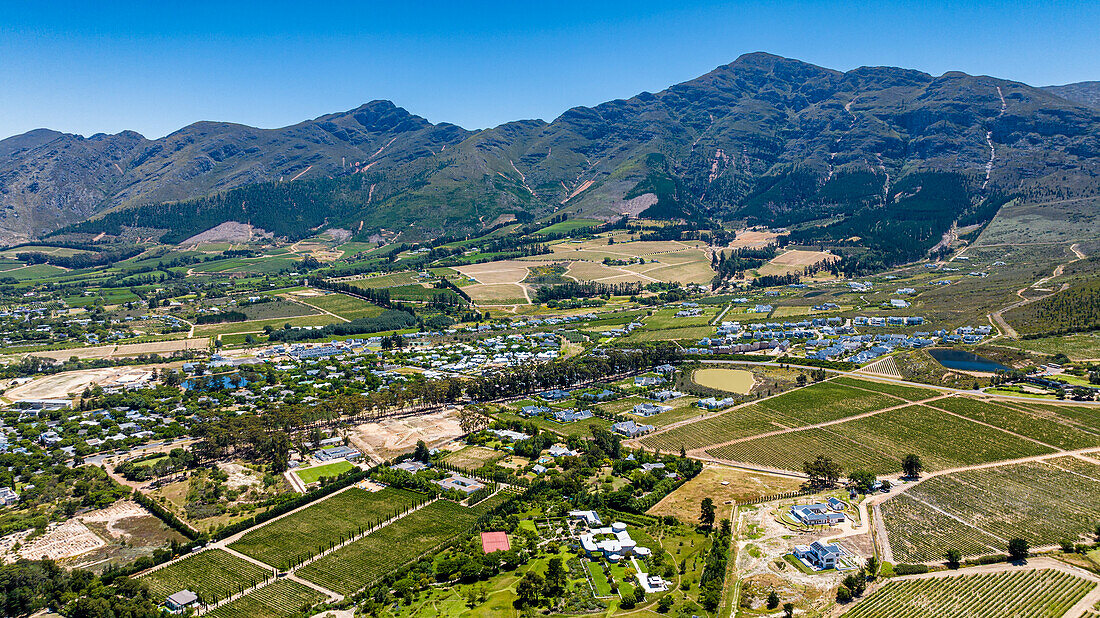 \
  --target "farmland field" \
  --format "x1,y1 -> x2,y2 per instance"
294,292 -> 383,320
140,549 -> 273,603
639,381 -> 901,453
843,568 -> 1095,618
831,376 -> 942,401
347,271 -> 419,289
239,299 -> 319,320
878,493 -> 1004,563
927,397 -> 1100,450
193,314 -> 335,336
882,460 -> 1100,562
708,427 -> 901,473
229,488 -> 422,569
443,446 -> 503,469
205,579 -> 326,618
297,495 -> 506,595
